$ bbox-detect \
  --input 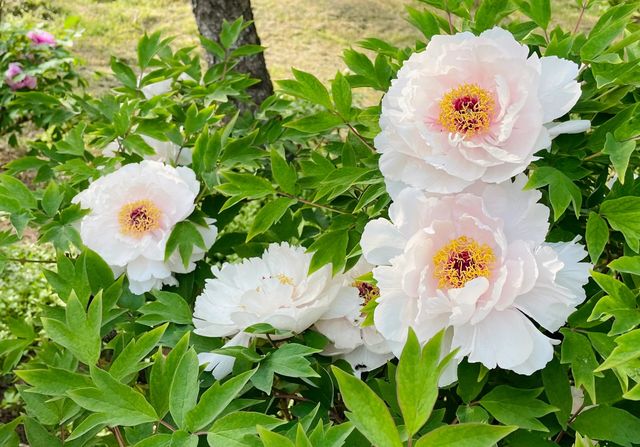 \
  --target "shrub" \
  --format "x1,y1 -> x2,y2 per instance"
1,1 -> 640,446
